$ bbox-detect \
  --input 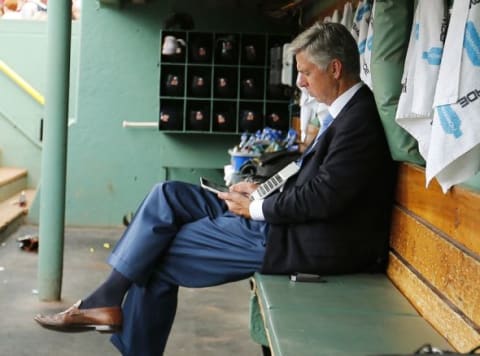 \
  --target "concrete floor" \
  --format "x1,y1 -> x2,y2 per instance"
0,225 -> 261,356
